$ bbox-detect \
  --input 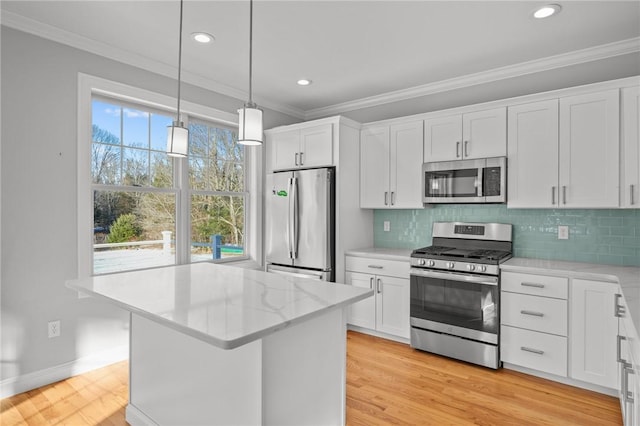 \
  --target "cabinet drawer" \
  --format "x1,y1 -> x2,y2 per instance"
345,256 -> 409,277
501,271 -> 568,299
501,325 -> 567,377
501,292 -> 567,336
